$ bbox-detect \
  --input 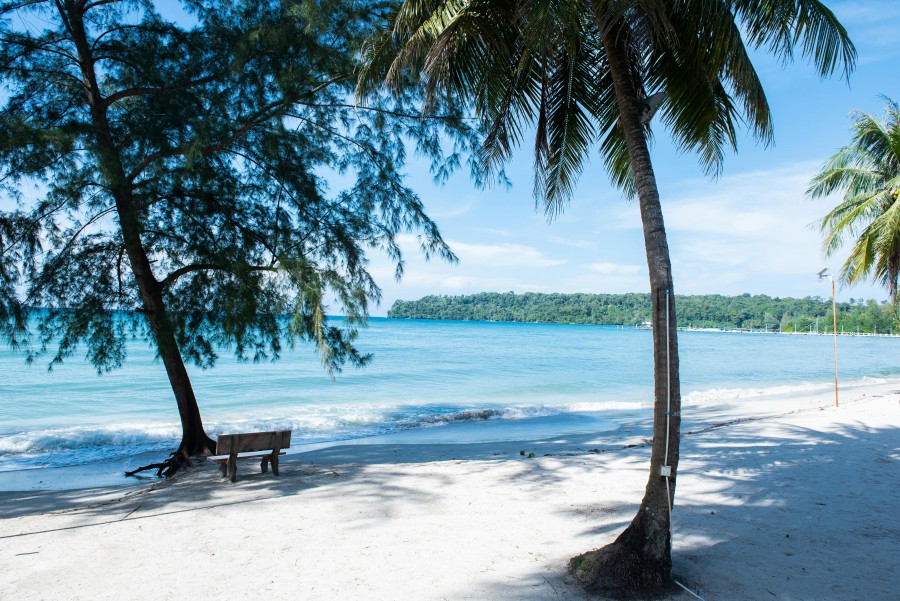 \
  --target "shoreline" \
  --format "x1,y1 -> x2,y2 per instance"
385,316 -> 900,337
1,381 -> 898,599
1,376 -> 895,492
4,321 -> 899,480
